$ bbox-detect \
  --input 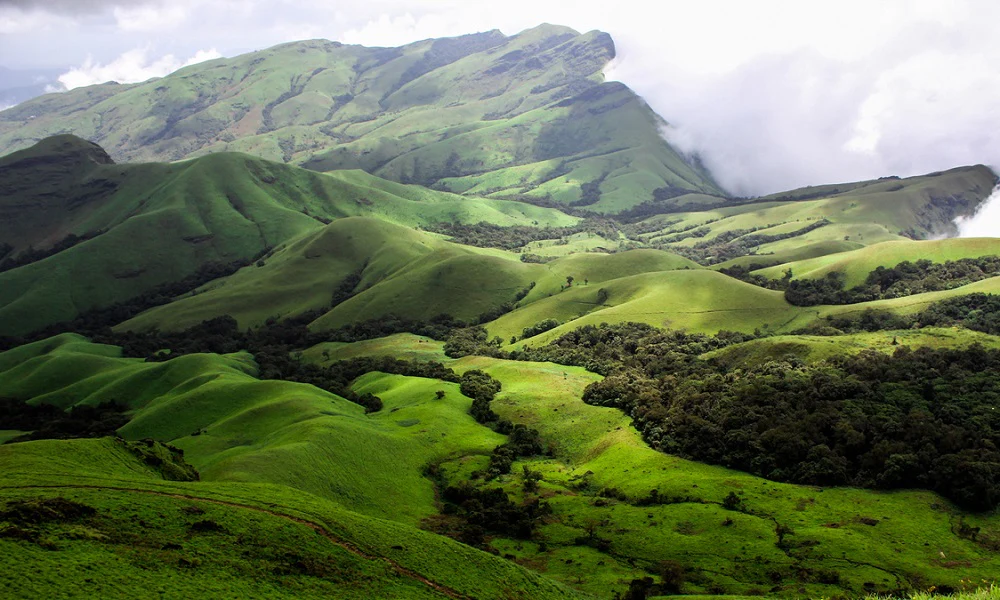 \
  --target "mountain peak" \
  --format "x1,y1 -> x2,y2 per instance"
0,134 -> 114,170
